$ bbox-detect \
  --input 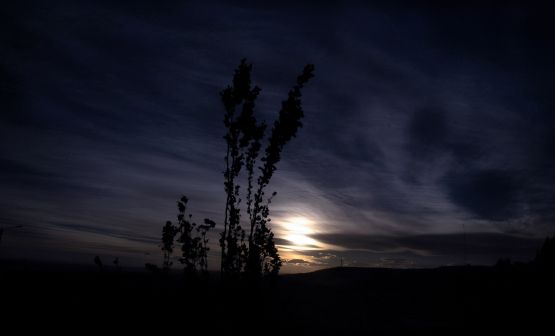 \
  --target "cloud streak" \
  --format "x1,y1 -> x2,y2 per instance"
1,1 -> 554,270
